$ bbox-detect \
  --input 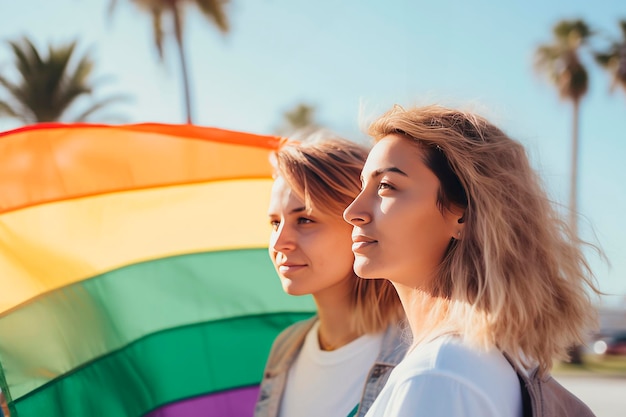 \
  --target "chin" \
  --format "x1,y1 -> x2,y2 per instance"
280,280 -> 309,296
353,260 -> 381,279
